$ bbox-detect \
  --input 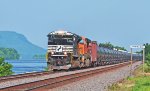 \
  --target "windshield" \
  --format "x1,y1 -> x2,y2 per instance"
48,35 -> 73,45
